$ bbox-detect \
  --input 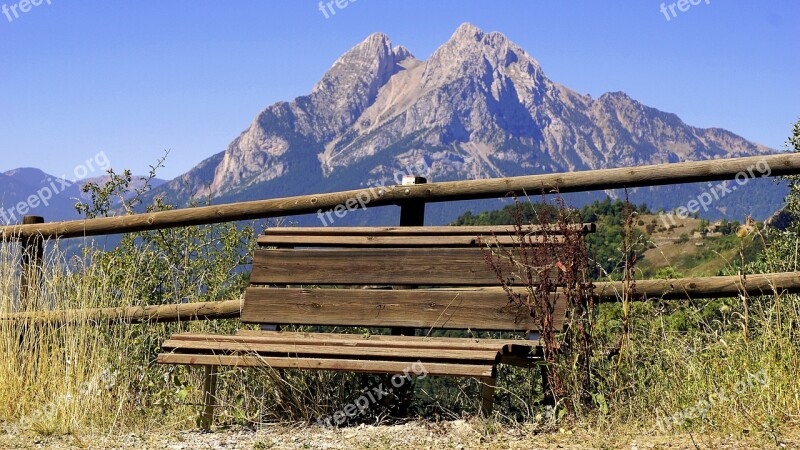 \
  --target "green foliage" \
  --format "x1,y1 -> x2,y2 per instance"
451,200 -> 563,226
739,118 -> 800,274
580,197 -> 651,223
71,153 -> 258,426
451,121 -> 800,439
77,154 -> 255,306
586,120 -> 800,435
453,198 -> 651,278
654,267 -> 684,279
